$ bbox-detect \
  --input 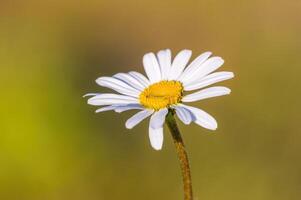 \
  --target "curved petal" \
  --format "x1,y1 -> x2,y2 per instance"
125,109 -> 154,129
180,104 -> 217,130
174,106 -> 193,125
95,105 -> 117,113
178,51 -> 212,84
143,52 -> 161,83
114,73 -> 145,91
168,49 -> 192,80
87,94 -> 138,106
184,72 -> 234,91
149,108 -> 168,129
149,120 -> 164,150
114,104 -> 144,113
182,86 -> 231,102
129,71 -> 150,87
83,93 -> 101,97
95,104 -> 143,113
183,57 -> 224,86
96,77 -> 140,97
157,49 -> 171,80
